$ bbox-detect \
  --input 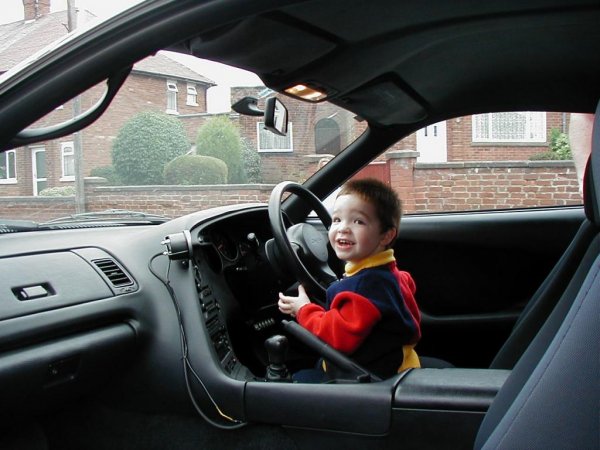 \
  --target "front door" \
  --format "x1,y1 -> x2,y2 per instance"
31,146 -> 47,196
417,121 -> 448,162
